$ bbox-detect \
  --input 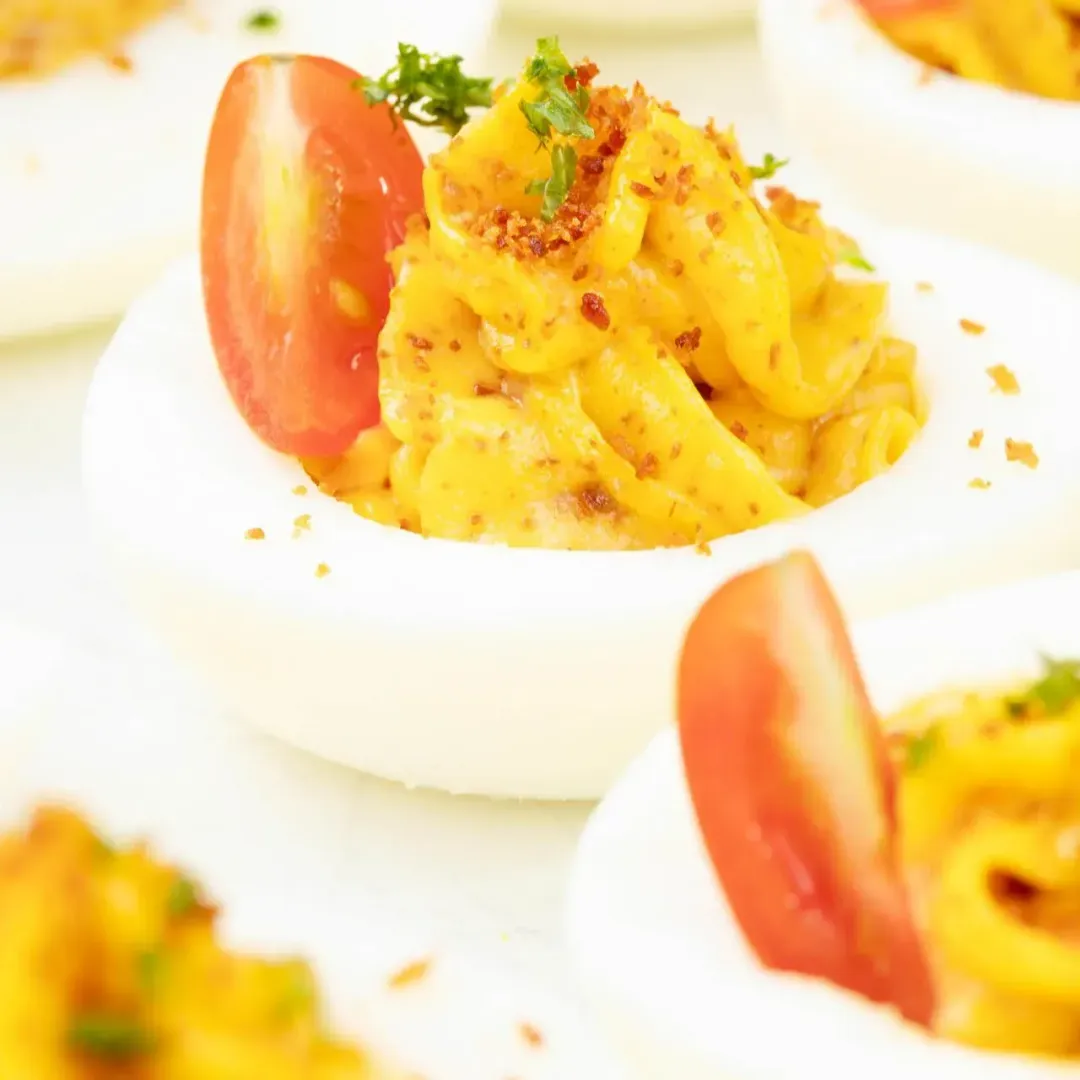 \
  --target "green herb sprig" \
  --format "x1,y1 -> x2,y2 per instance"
68,1014 -> 156,1059
1007,655 -> 1080,719
904,726 -> 940,772
520,37 -> 595,223
245,8 -> 281,32
749,152 -> 788,181
360,44 -> 494,136
838,243 -> 876,274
